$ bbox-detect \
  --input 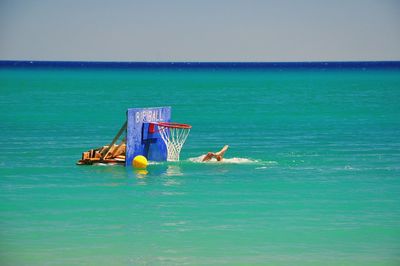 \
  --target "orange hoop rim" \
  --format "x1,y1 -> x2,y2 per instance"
153,122 -> 192,129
